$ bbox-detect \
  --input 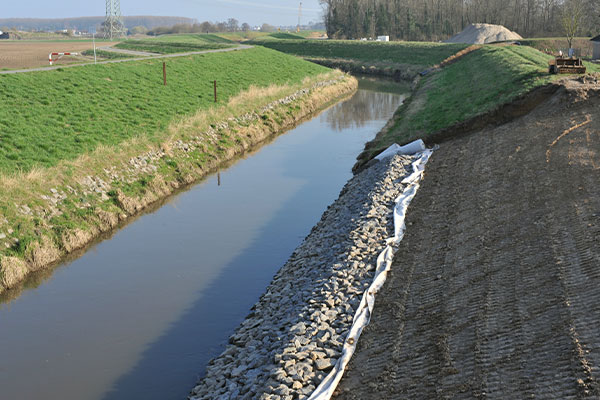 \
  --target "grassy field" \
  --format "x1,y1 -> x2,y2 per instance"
0,47 -> 329,174
357,44 -> 599,164
114,36 -> 234,54
250,38 -> 469,67
147,33 -> 234,44
81,49 -> 135,60
113,32 -> 322,53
